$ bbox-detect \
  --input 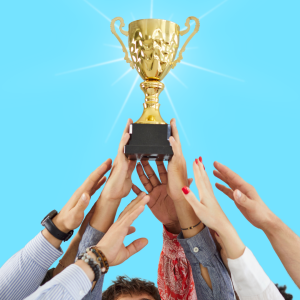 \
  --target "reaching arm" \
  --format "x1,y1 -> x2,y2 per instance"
213,161 -> 300,288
